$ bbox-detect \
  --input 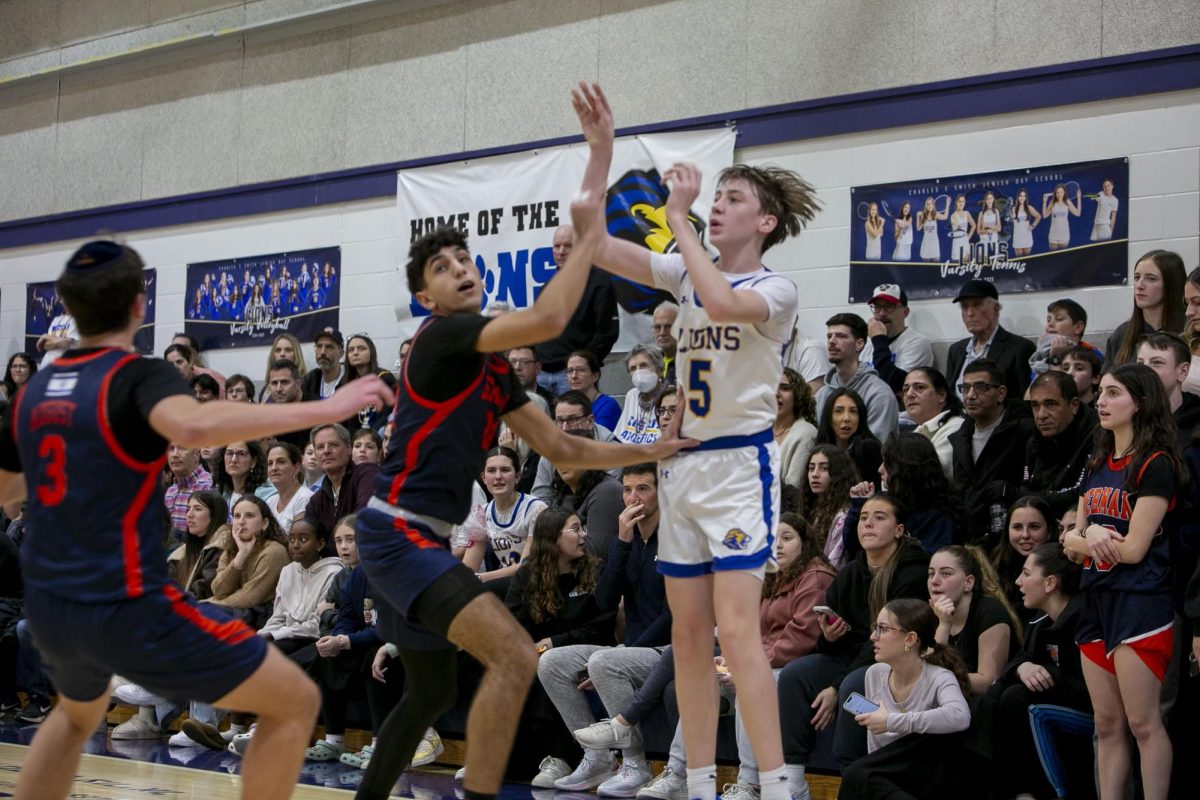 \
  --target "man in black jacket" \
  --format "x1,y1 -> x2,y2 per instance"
1023,371 -> 1097,517
945,280 -> 1036,403
534,225 -> 620,396
950,359 -> 1034,545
